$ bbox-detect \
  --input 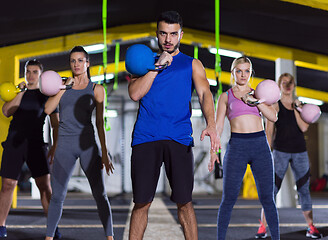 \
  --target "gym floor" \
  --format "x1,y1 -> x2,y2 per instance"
3,191 -> 328,240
